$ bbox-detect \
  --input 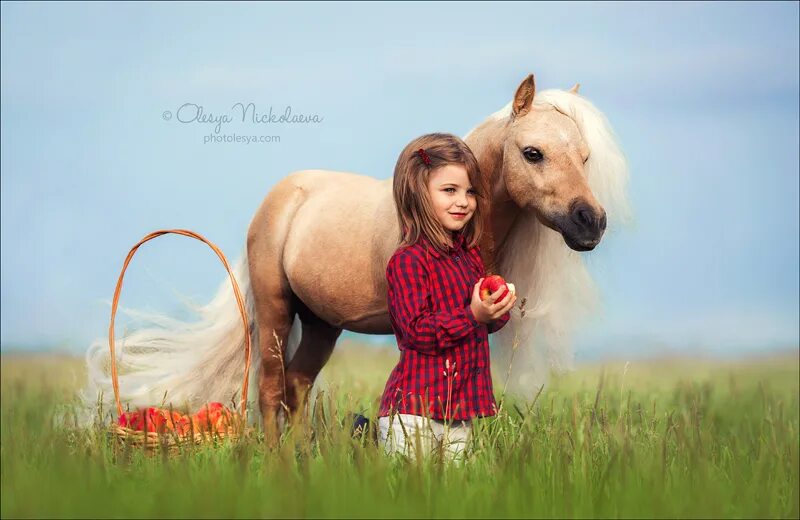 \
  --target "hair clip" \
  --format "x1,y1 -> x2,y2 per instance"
416,148 -> 432,166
